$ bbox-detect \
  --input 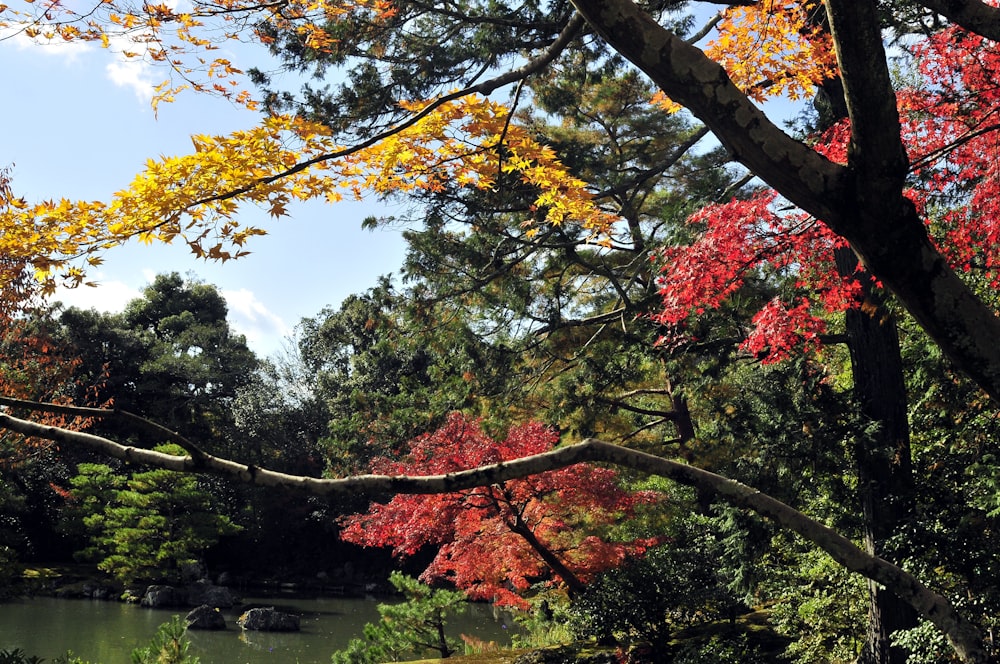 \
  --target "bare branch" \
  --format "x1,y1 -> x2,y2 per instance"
685,11 -> 723,44
593,395 -> 683,419
592,125 -> 711,200
0,396 -> 211,464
